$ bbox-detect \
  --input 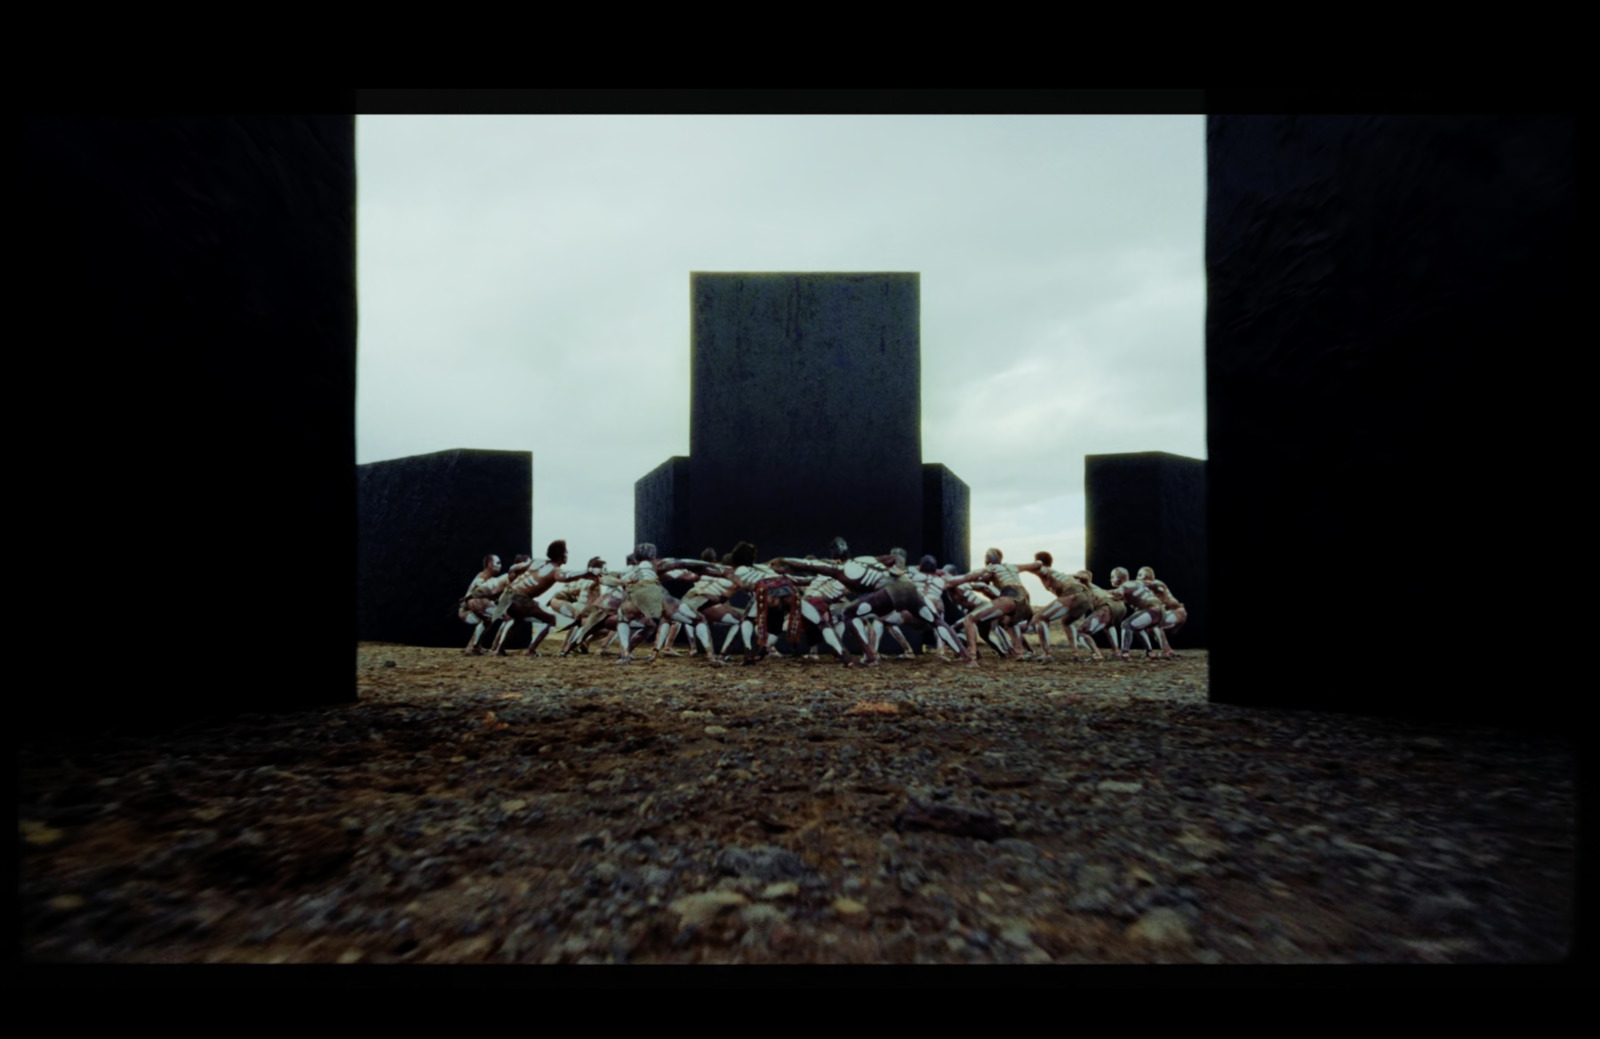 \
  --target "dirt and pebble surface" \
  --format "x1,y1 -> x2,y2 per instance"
18,642 -> 1578,967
